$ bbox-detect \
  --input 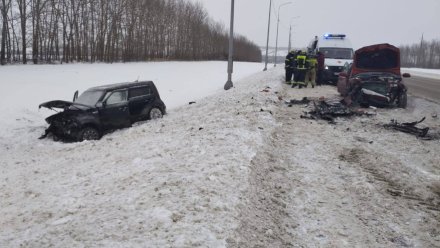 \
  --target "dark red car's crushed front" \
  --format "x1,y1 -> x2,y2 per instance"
337,43 -> 410,108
